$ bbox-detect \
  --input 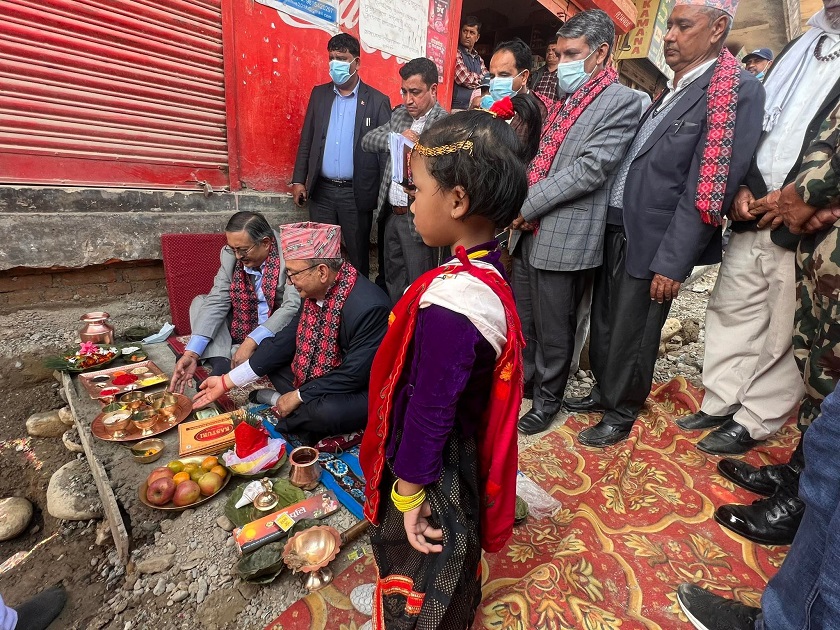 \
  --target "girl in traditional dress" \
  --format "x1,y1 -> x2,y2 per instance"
359,97 -> 541,629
